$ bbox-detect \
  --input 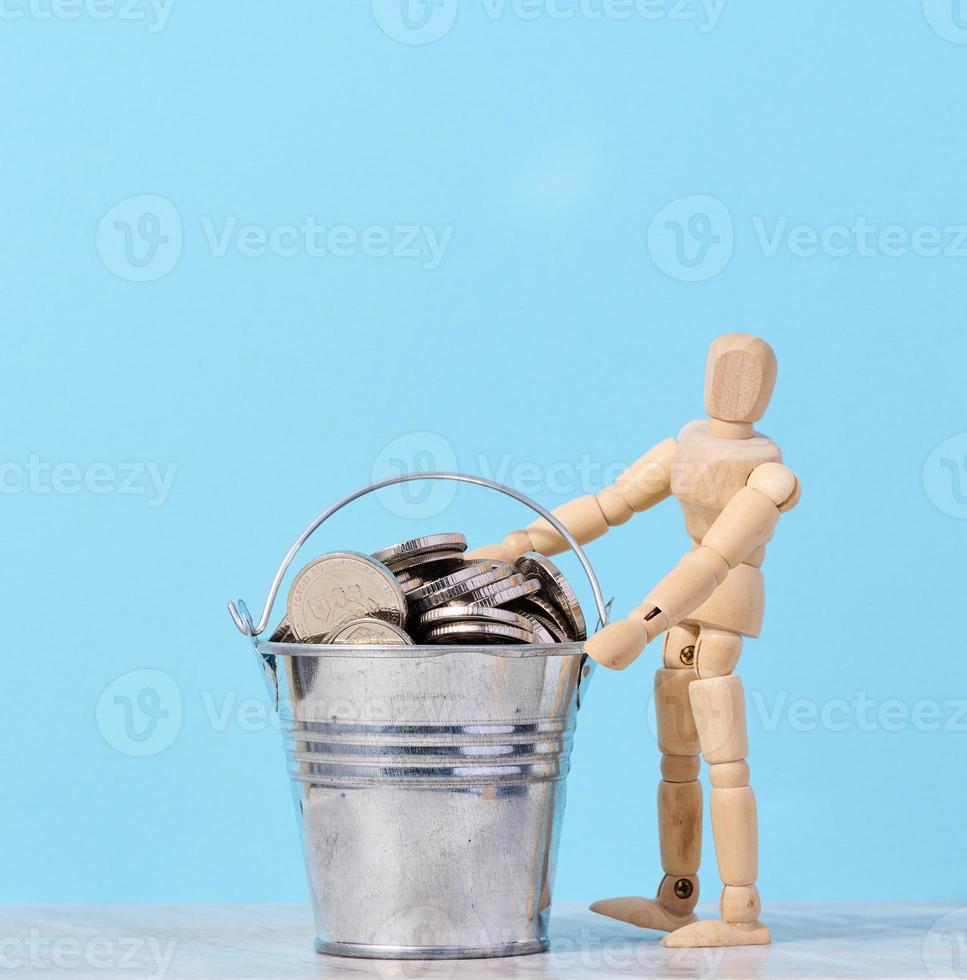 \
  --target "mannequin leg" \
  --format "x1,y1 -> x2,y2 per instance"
663,627 -> 770,948
591,624 -> 702,932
